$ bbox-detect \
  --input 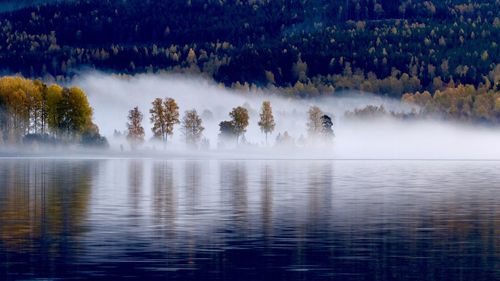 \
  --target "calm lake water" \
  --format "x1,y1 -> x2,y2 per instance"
0,158 -> 499,280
